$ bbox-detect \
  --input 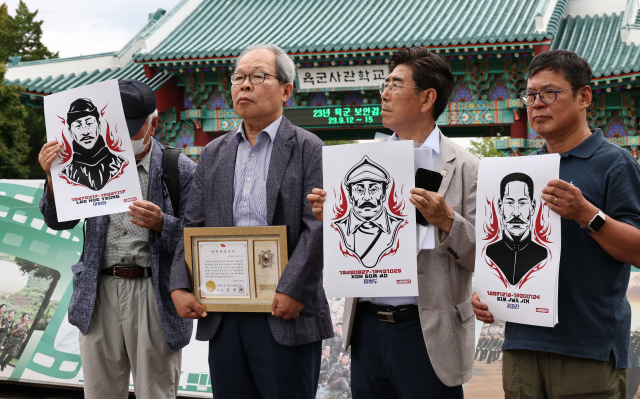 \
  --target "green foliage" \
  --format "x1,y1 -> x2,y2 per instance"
468,137 -> 505,158
23,106 -> 47,179
0,64 -> 30,178
0,0 -> 58,63
0,1 -> 56,178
